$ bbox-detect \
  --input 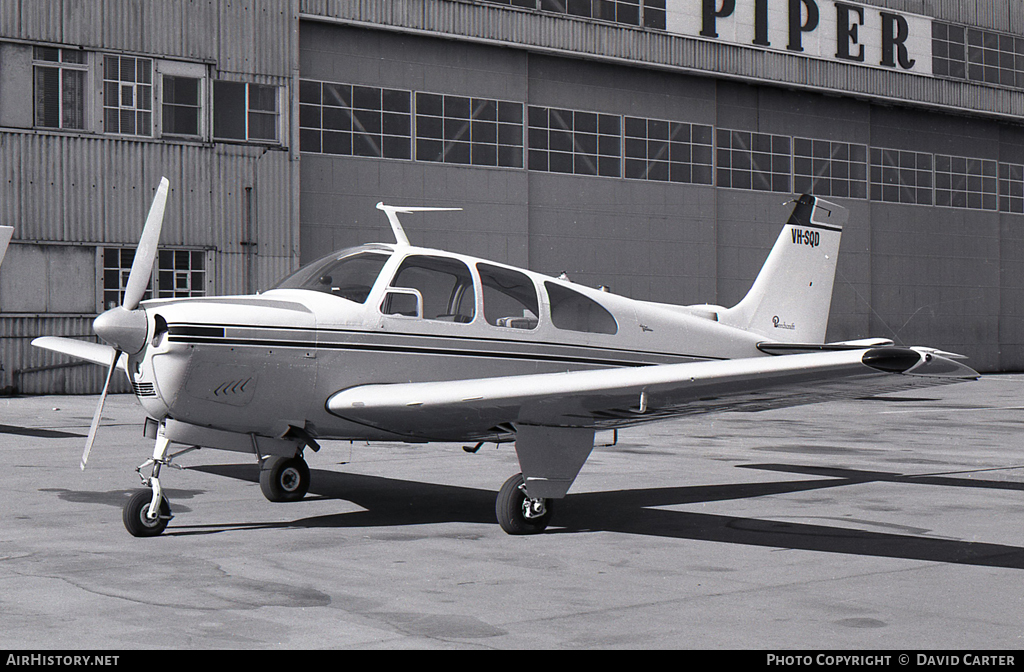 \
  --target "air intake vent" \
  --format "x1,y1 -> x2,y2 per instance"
132,382 -> 156,397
